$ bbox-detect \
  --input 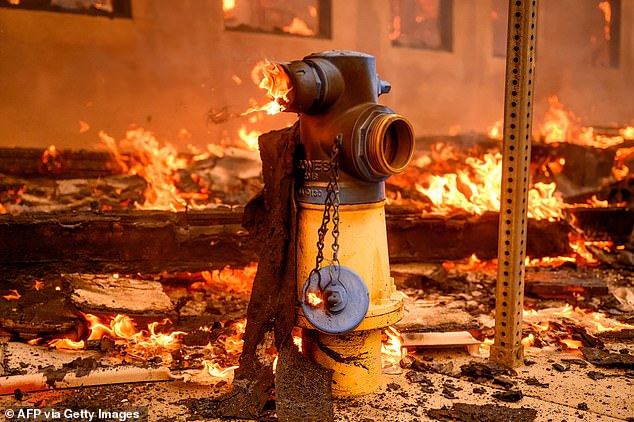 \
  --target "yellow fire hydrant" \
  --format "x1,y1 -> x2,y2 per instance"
276,50 -> 415,396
